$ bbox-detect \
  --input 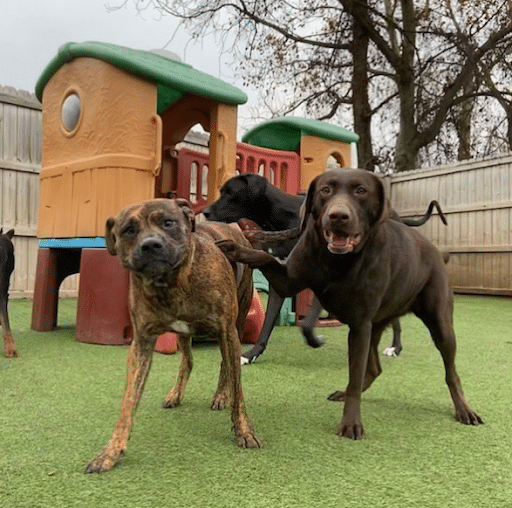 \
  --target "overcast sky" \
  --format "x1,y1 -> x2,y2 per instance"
0,0 -> 257,131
